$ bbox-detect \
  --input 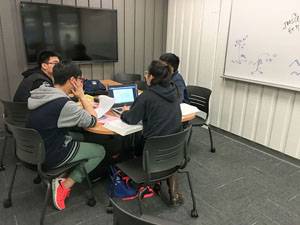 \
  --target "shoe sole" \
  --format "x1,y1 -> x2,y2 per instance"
52,178 -> 63,210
